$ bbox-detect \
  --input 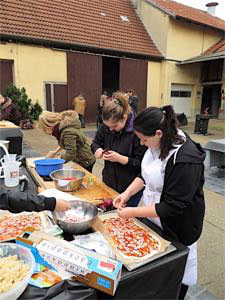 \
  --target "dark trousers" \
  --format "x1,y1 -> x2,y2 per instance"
178,284 -> 189,299
79,114 -> 85,128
